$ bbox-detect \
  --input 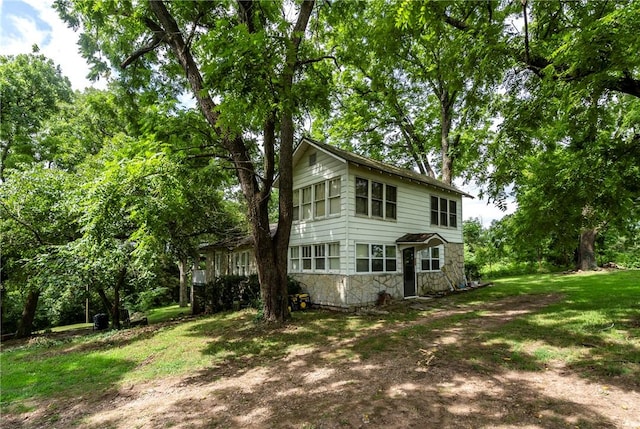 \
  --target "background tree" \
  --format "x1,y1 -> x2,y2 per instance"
57,0 -> 330,323
0,166 -> 79,337
0,52 -> 72,181
315,0 -> 503,184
